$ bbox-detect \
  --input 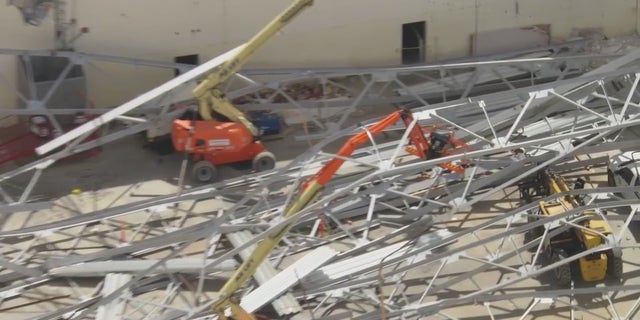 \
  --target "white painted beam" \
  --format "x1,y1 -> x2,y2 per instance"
227,230 -> 303,316
240,246 -> 338,313
49,258 -> 238,277
35,44 -> 246,155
